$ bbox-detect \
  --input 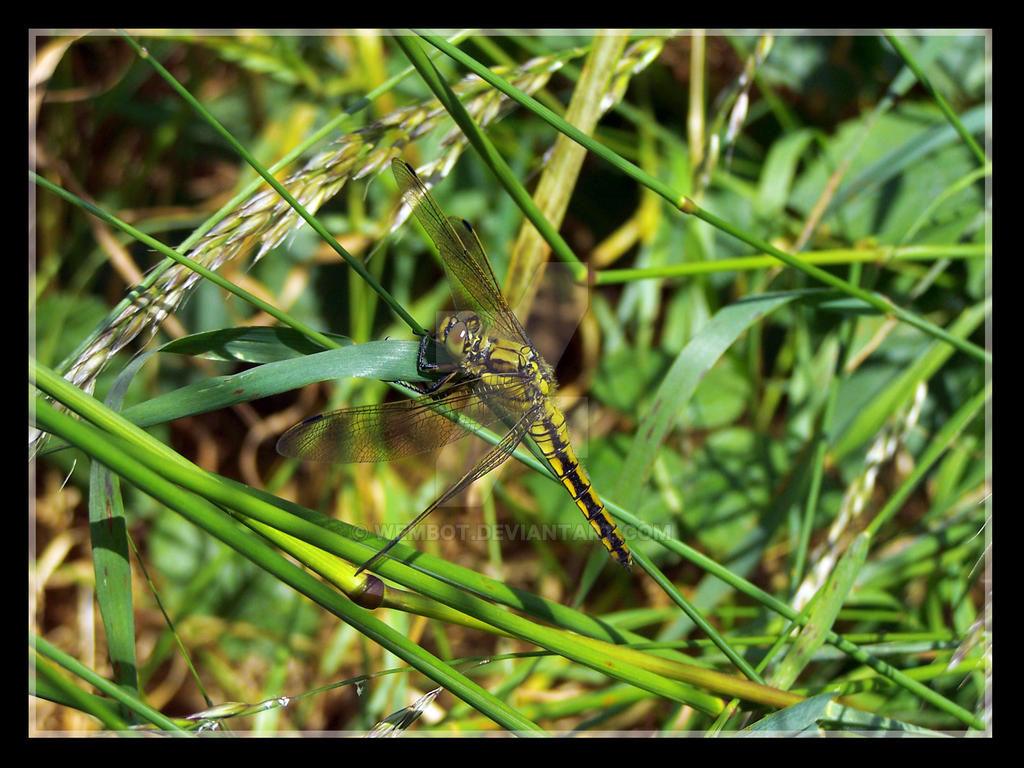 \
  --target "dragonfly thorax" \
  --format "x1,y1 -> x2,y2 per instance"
436,310 -> 555,398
